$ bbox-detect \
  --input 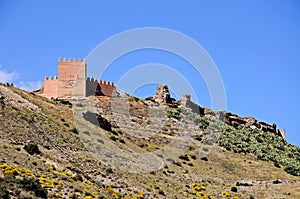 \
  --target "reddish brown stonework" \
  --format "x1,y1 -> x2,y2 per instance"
43,76 -> 59,99
98,80 -> 116,96
86,78 -> 116,96
40,58 -> 116,99
179,92 -> 286,140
